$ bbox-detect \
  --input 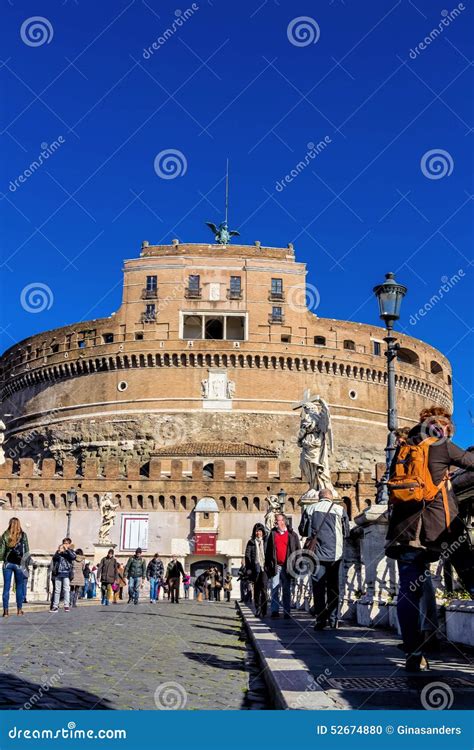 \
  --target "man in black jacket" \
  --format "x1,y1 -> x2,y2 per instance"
165,556 -> 185,603
265,514 -> 300,619
146,553 -> 164,603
